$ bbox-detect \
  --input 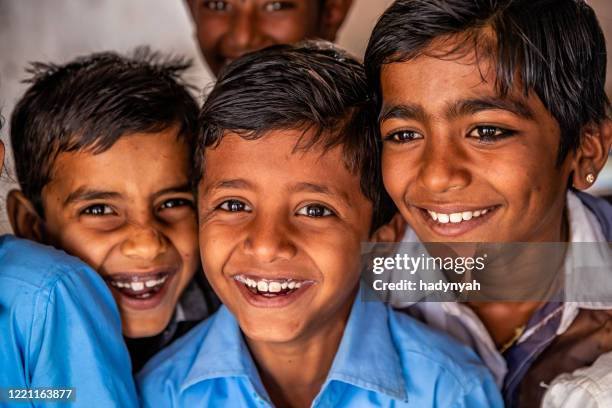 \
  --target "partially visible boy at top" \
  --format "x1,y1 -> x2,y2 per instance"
7,49 -> 217,371
185,0 -> 353,76
364,0 -> 612,406
138,41 -> 503,407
